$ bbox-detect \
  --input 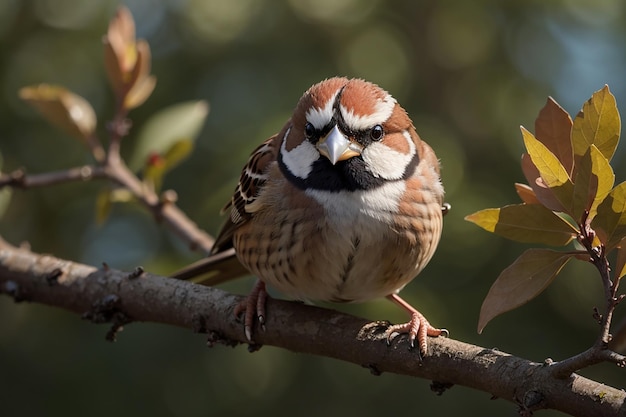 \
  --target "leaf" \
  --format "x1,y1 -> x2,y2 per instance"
571,85 -> 620,162
103,6 -> 137,94
478,249 -> 576,333
162,139 -> 194,171
0,154 -> 12,220
614,237 -> 626,281
521,153 -> 566,212
95,188 -> 113,225
465,204 -> 577,246
522,127 -> 574,213
124,40 -> 156,110
570,145 -> 614,222
592,181 -> 626,250
19,84 -> 96,141
535,97 -> 574,174
128,100 -> 209,171
125,74 -> 156,110
142,140 -> 192,192
514,183 -> 540,205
